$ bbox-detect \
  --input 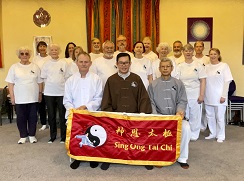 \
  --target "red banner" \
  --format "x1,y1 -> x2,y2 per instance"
66,110 -> 182,166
